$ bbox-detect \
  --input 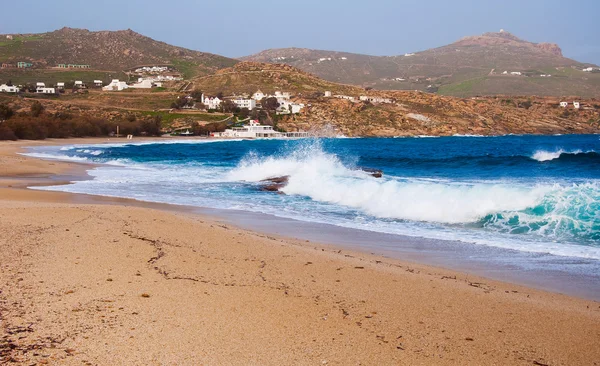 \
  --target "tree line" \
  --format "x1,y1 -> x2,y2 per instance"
0,102 -> 162,140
